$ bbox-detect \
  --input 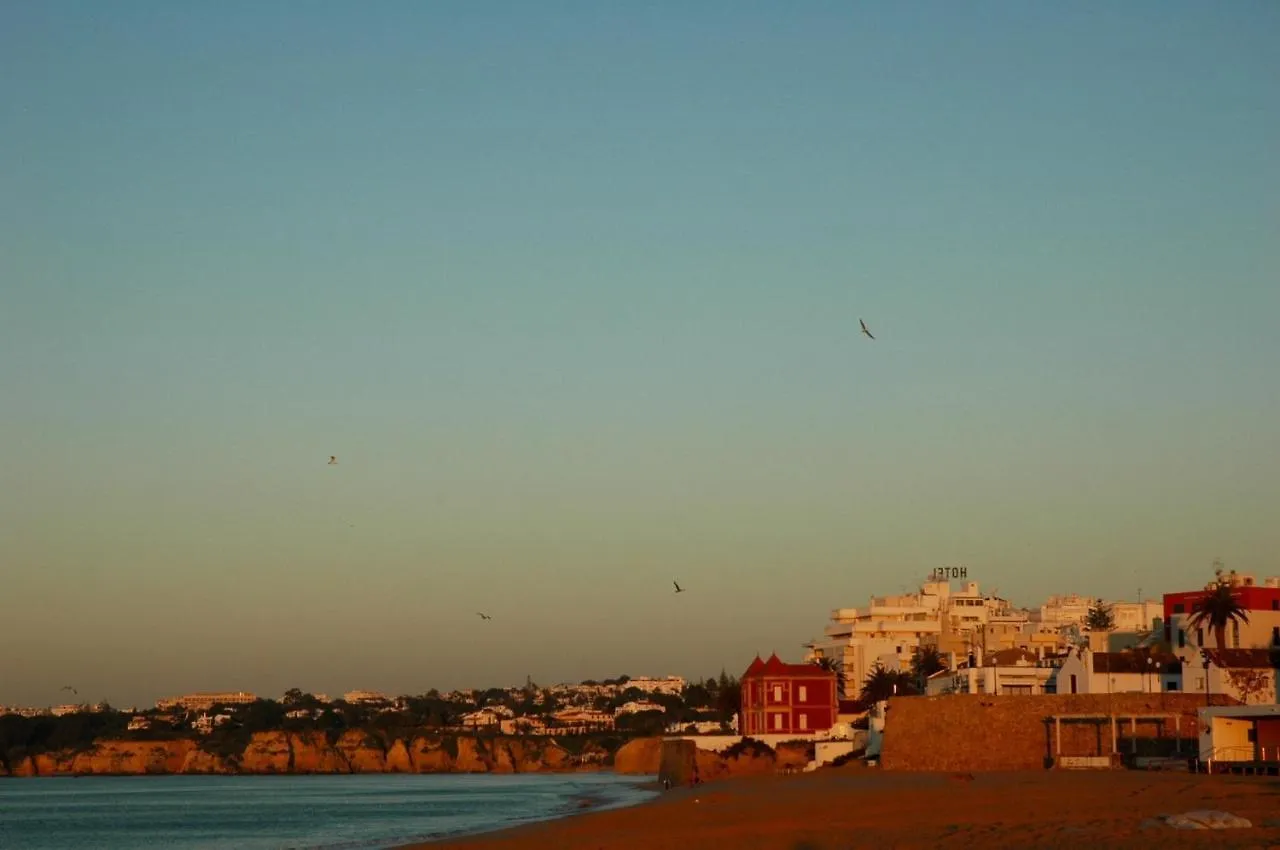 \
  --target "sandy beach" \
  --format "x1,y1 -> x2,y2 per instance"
419,768 -> 1280,850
